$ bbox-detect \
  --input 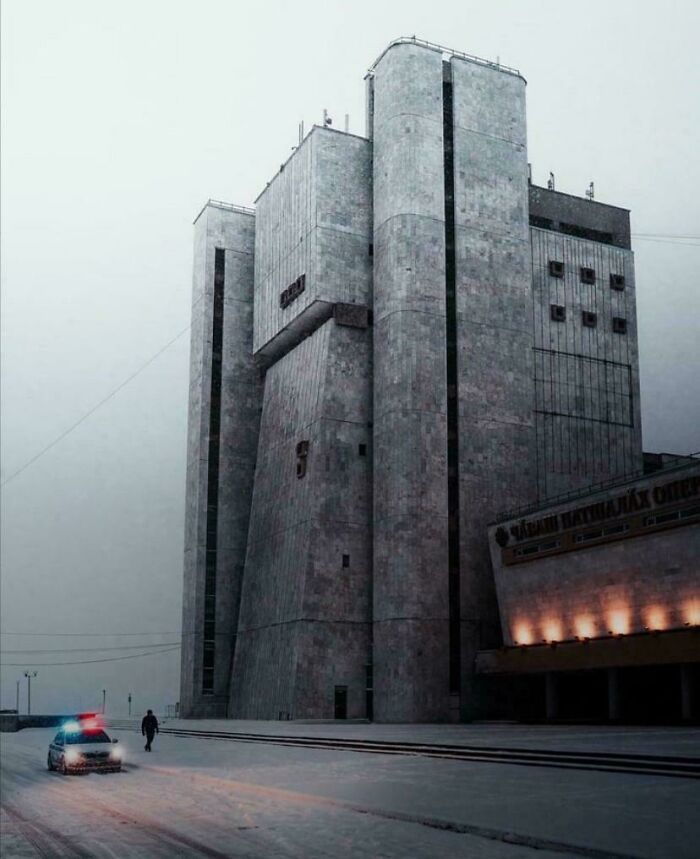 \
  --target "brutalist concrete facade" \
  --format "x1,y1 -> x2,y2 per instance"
481,462 -> 699,723
489,462 -> 700,647
180,202 -> 261,718
181,38 -> 647,722
529,187 -> 642,500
